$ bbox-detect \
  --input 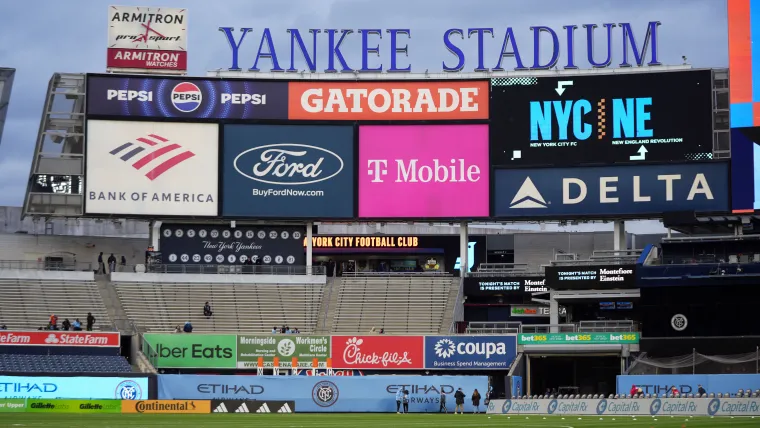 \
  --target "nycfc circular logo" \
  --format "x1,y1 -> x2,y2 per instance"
204,254 -> 213,263
293,231 -> 302,239
501,400 -> 512,414
277,338 -> 296,357
596,399 -> 608,415
708,398 -> 721,416
671,314 -> 688,331
234,230 -> 242,239
115,380 -> 142,400
312,381 -> 339,407
258,230 -> 266,239
434,339 -> 456,358
171,82 -> 202,113
162,229 -> 171,237
547,400 -> 558,414
649,398 -> 662,415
